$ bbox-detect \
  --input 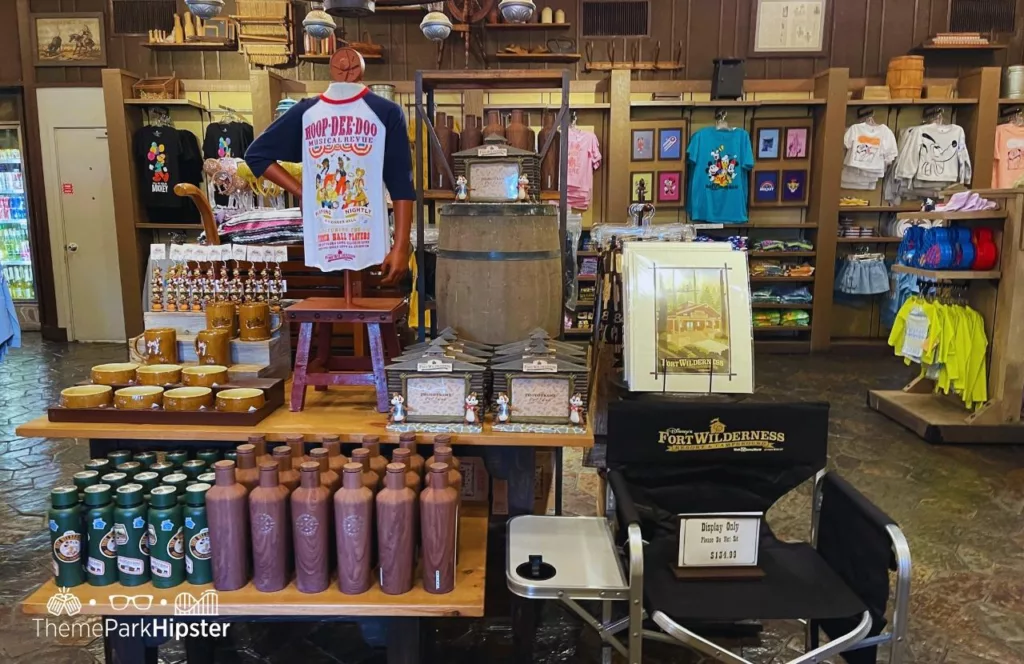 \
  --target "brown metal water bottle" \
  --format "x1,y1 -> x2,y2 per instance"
272,446 -> 300,492
351,448 -> 380,492
206,460 -> 250,591
292,462 -> 330,593
234,444 -> 259,493
361,435 -> 388,479
376,463 -> 416,595
335,462 -> 374,594
397,432 -> 425,479
420,463 -> 459,594
310,448 -> 341,494
249,463 -> 290,592
321,435 -> 348,475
